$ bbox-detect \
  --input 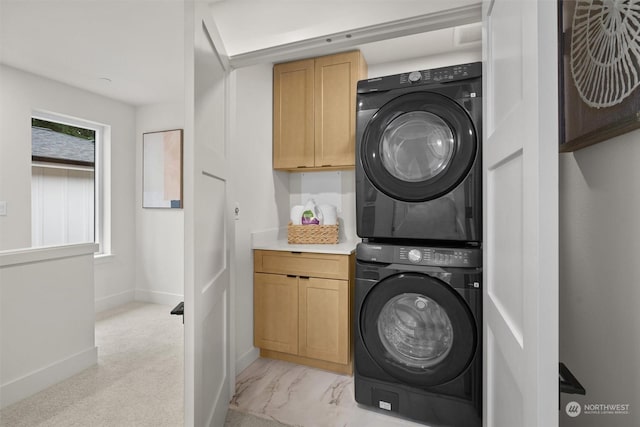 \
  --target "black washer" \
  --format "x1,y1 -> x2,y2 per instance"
354,242 -> 482,427
360,272 -> 477,387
